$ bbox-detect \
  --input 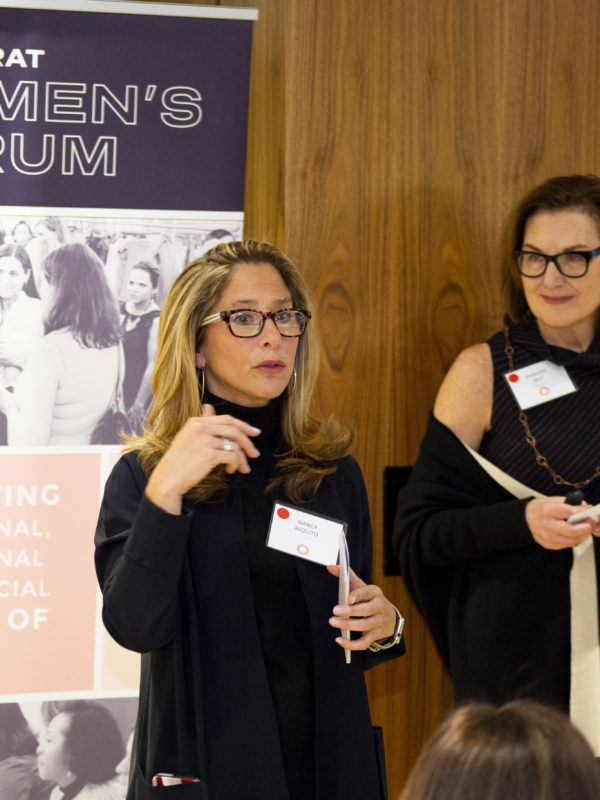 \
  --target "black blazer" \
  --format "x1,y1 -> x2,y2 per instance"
95,451 -> 404,800
393,412 -> 573,709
